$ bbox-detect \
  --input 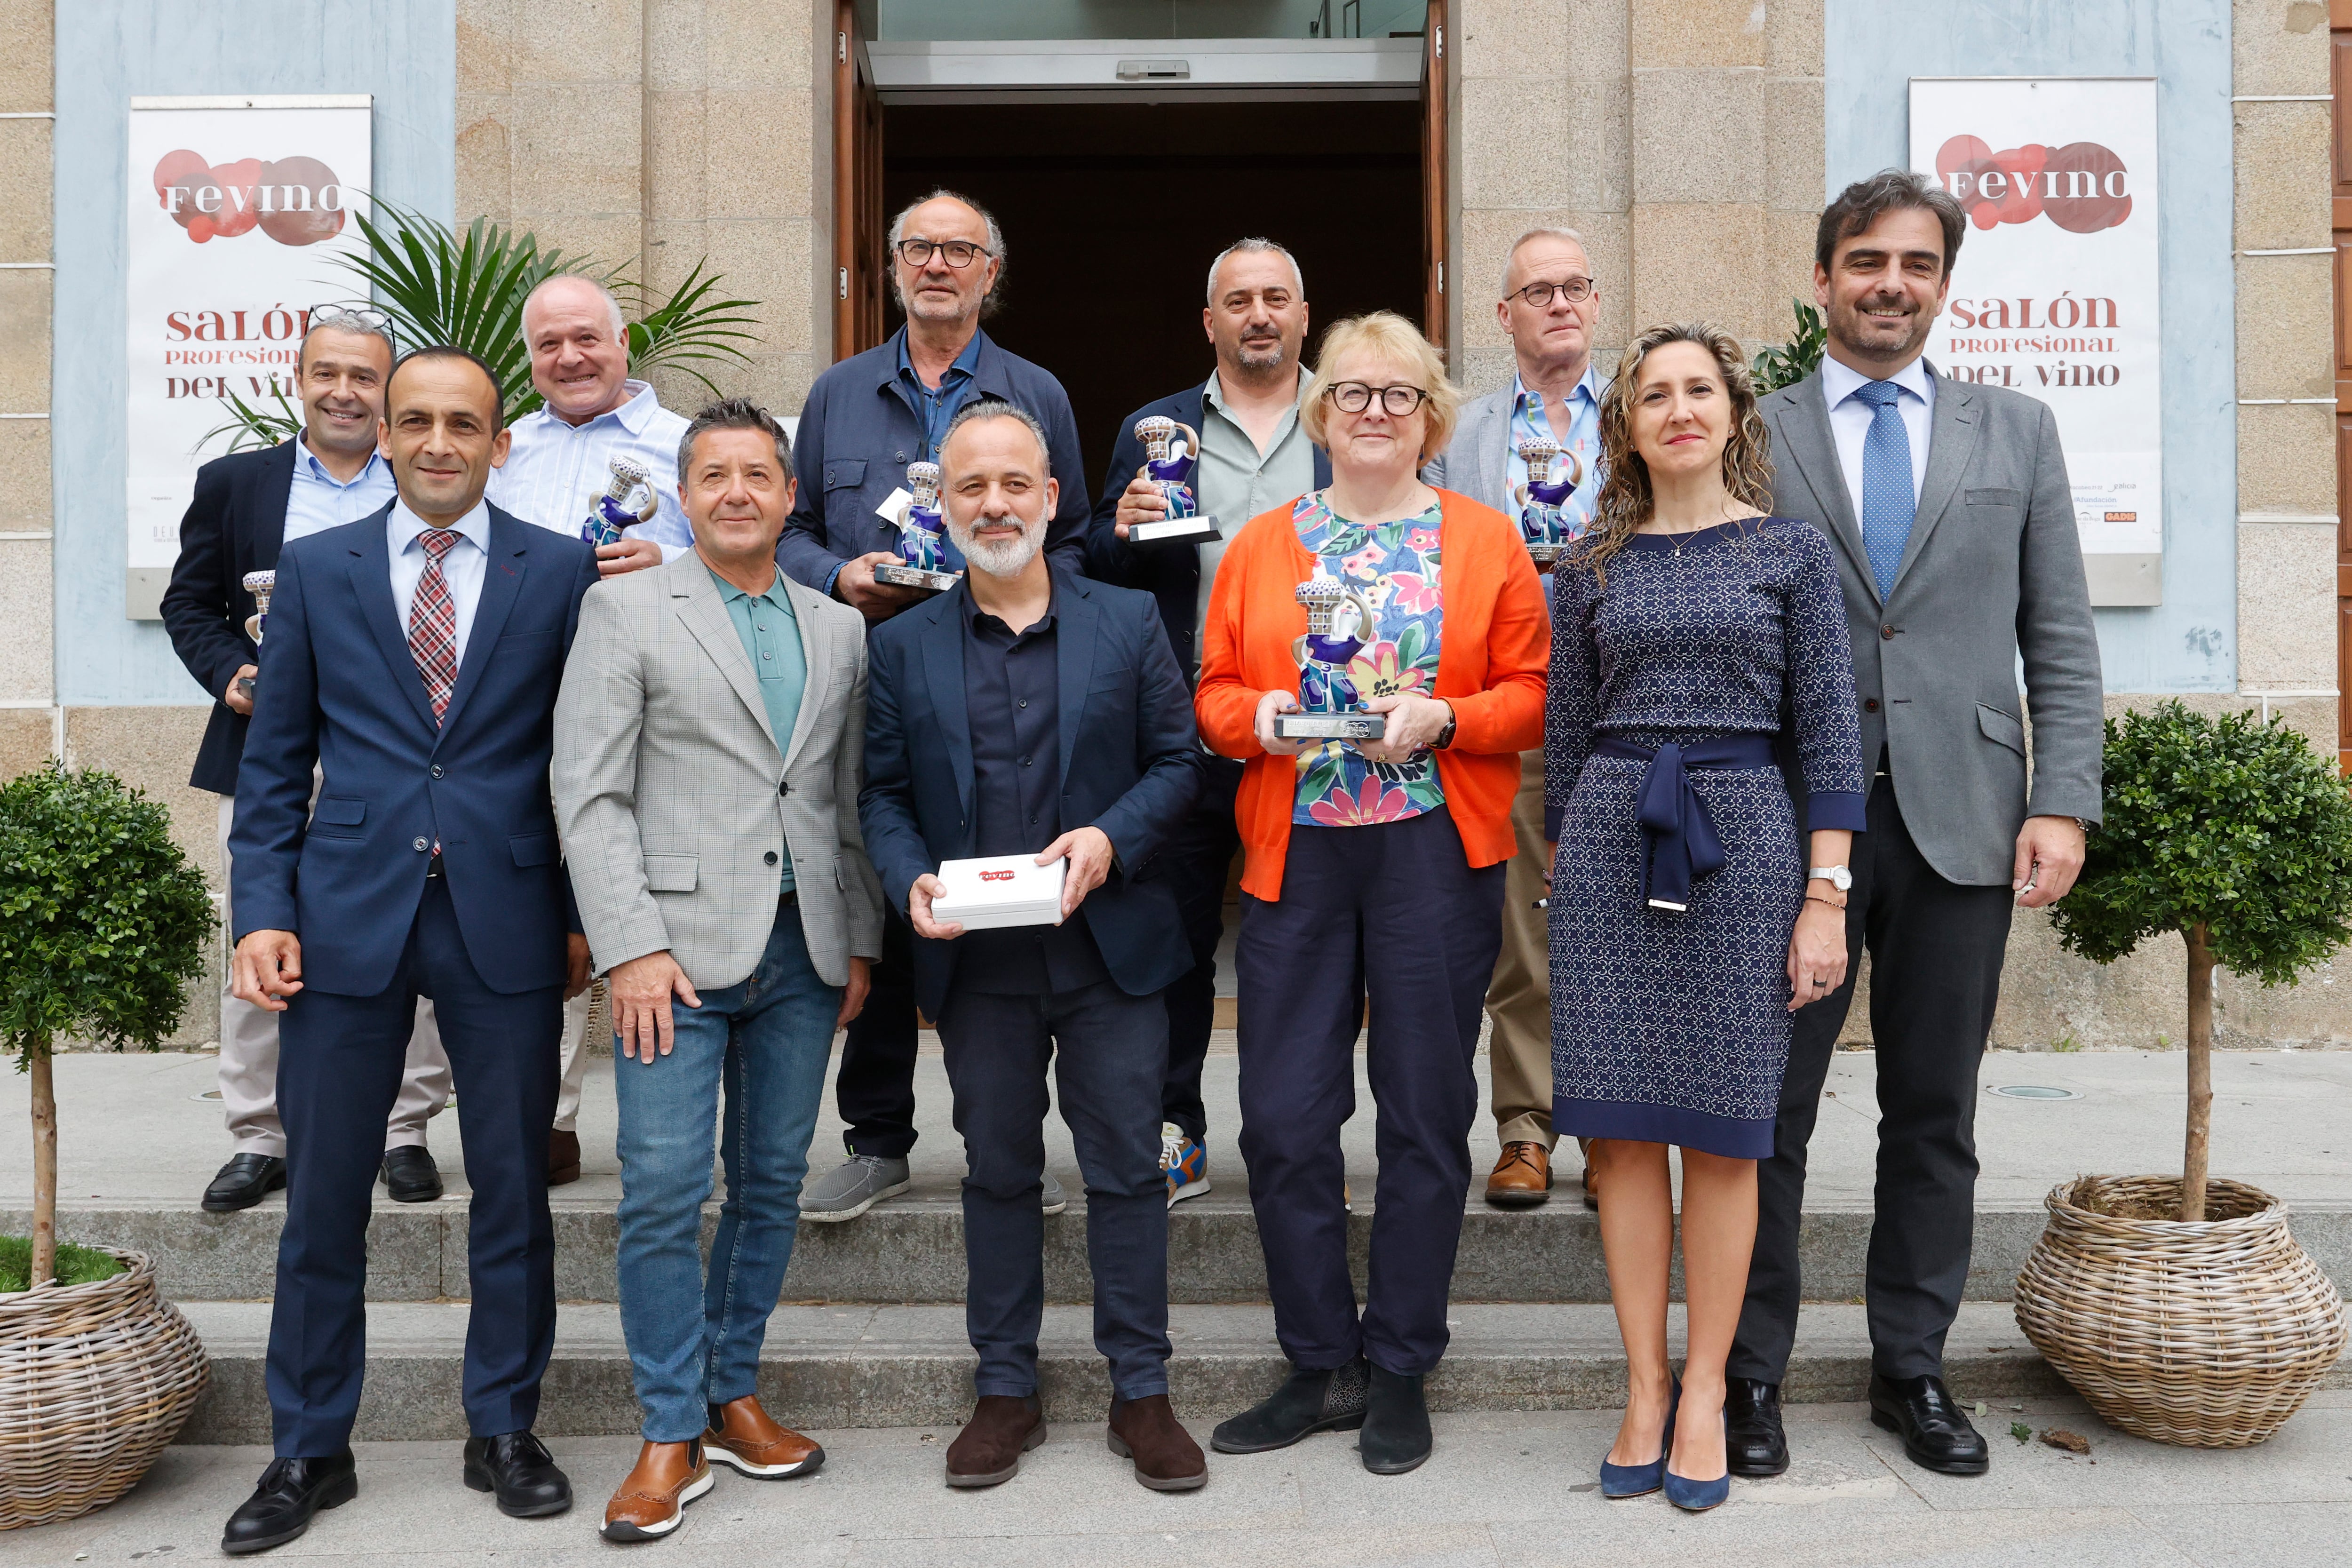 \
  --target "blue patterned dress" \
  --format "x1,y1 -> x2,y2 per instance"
1545,517 -> 1867,1158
